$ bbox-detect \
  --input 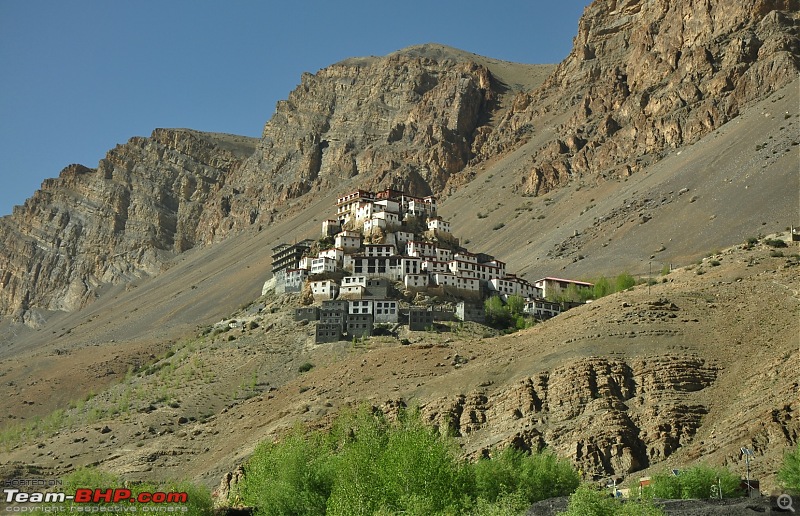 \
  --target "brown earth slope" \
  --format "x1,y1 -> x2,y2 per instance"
1,242 -> 797,496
